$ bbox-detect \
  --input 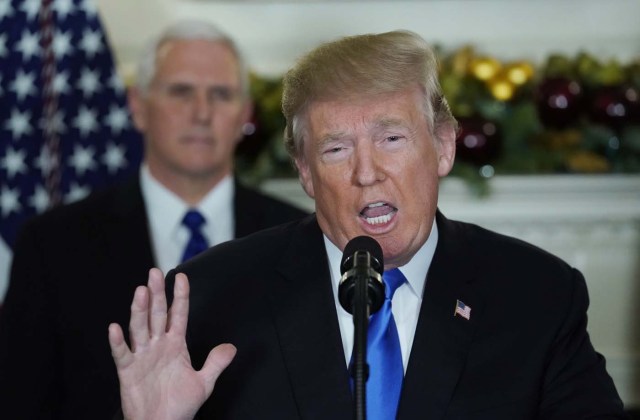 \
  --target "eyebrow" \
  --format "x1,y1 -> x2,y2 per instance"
373,117 -> 409,130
